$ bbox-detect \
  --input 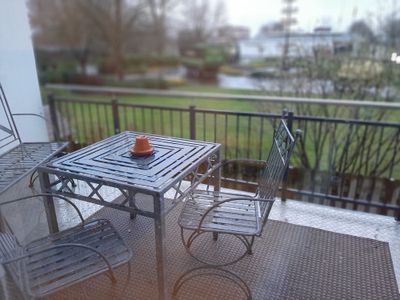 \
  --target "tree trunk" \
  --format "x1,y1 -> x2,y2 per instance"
115,0 -> 124,81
